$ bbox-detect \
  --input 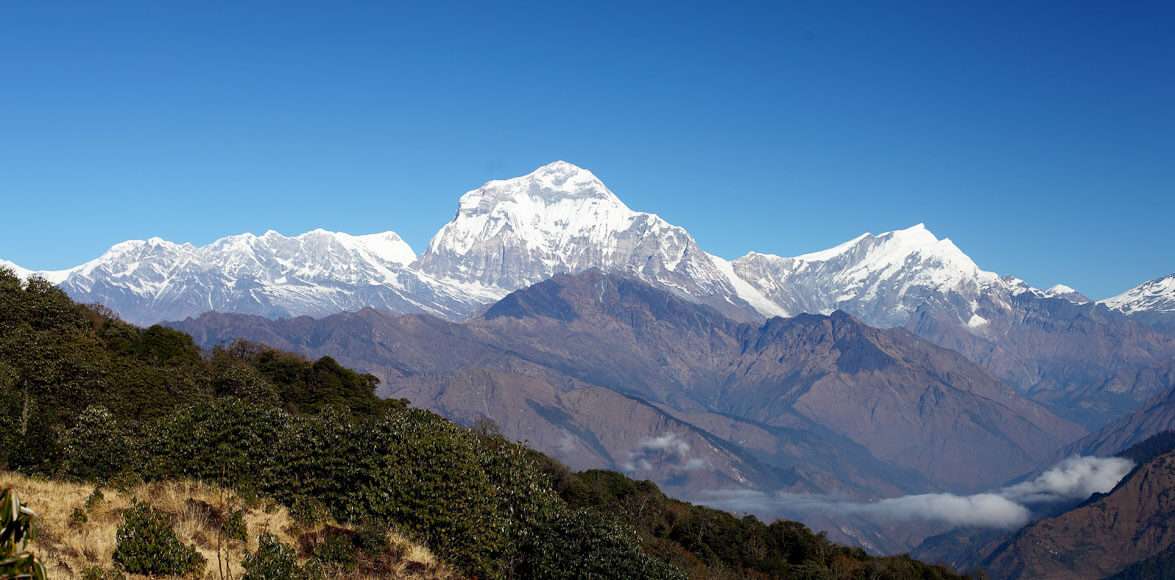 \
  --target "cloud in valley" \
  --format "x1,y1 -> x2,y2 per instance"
623,433 -> 708,474
701,456 -> 1134,530
1001,455 -> 1133,503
